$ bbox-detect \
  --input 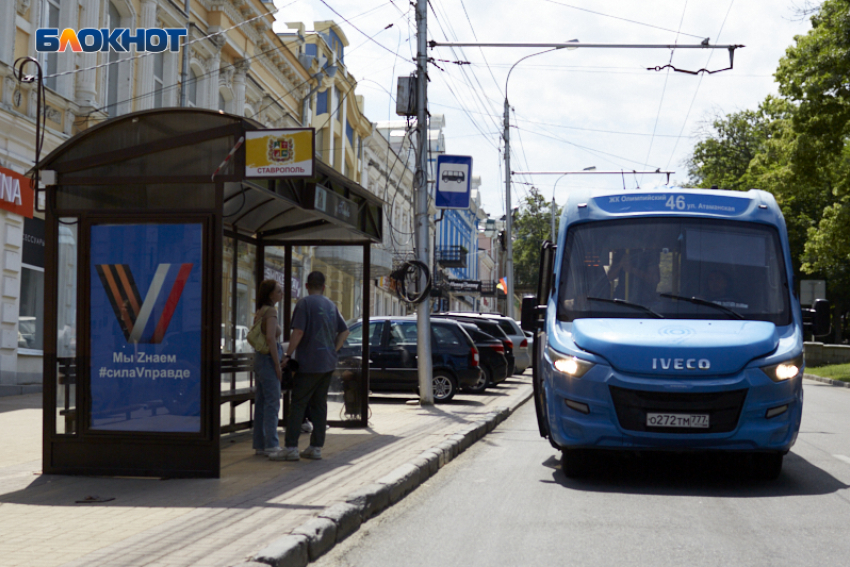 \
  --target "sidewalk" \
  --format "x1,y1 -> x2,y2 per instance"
0,374 -> 533,567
